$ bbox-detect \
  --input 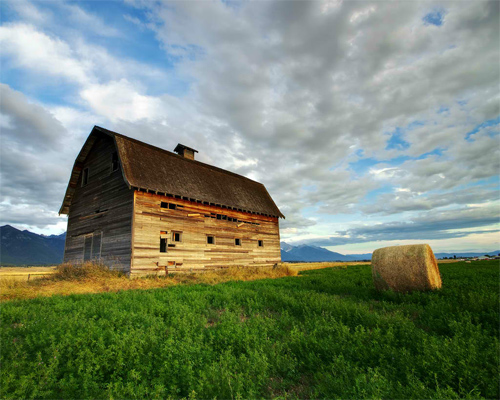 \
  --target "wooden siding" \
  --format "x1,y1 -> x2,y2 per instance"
131,191 -> 281,275
63,135 -> 134,272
